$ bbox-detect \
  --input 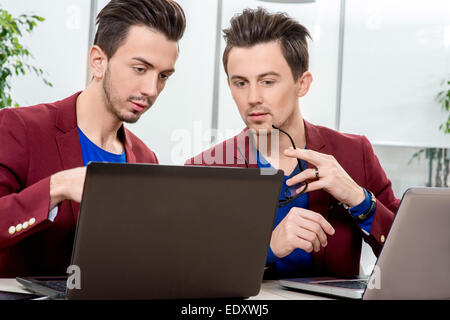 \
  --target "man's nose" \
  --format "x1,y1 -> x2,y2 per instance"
141,73 -> 159,98
247,84 -> 263,106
